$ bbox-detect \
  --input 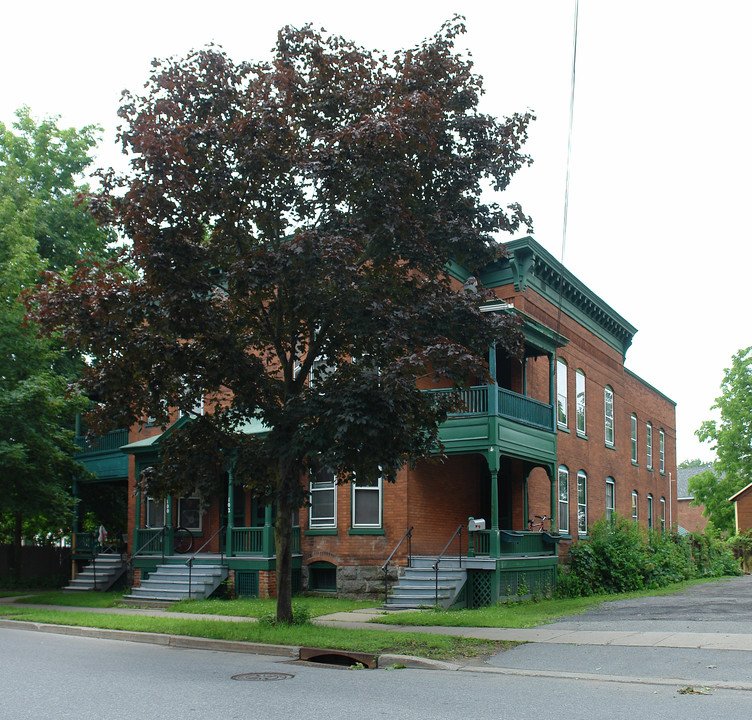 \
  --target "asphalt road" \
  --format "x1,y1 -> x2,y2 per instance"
488,575 -> 752,685
2,626 -> 750,720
